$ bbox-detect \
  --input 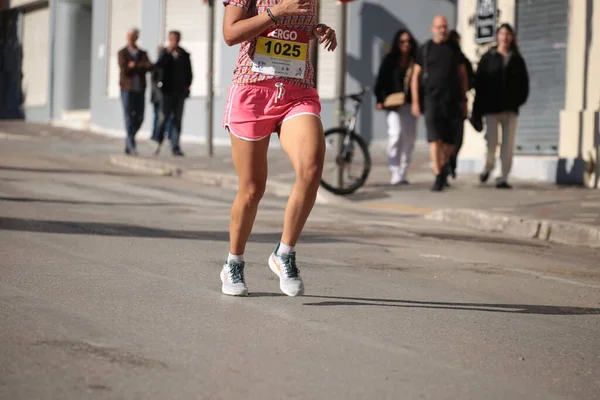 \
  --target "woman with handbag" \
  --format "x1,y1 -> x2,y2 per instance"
375,29 -> 418,185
